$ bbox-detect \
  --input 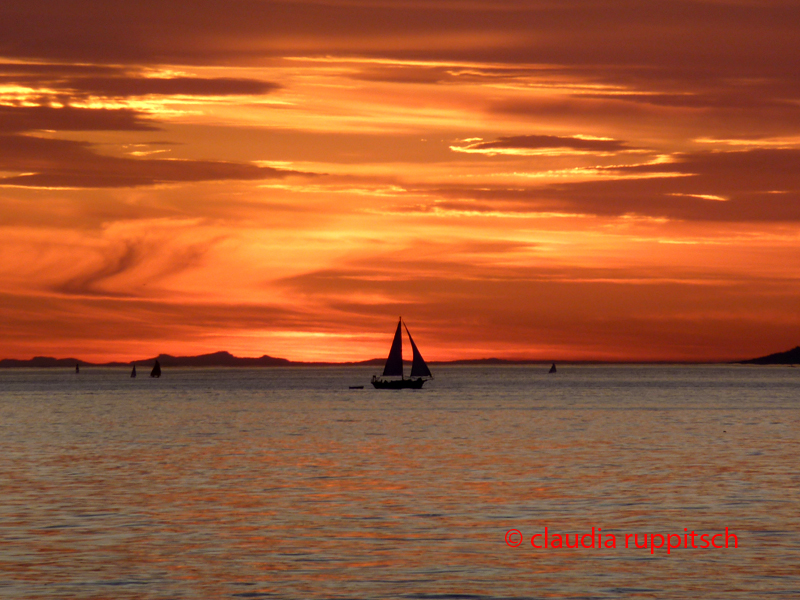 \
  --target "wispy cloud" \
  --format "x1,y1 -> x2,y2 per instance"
0,134 -> 305,188
0,105 -> 158,133
451,134 -> 633,156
